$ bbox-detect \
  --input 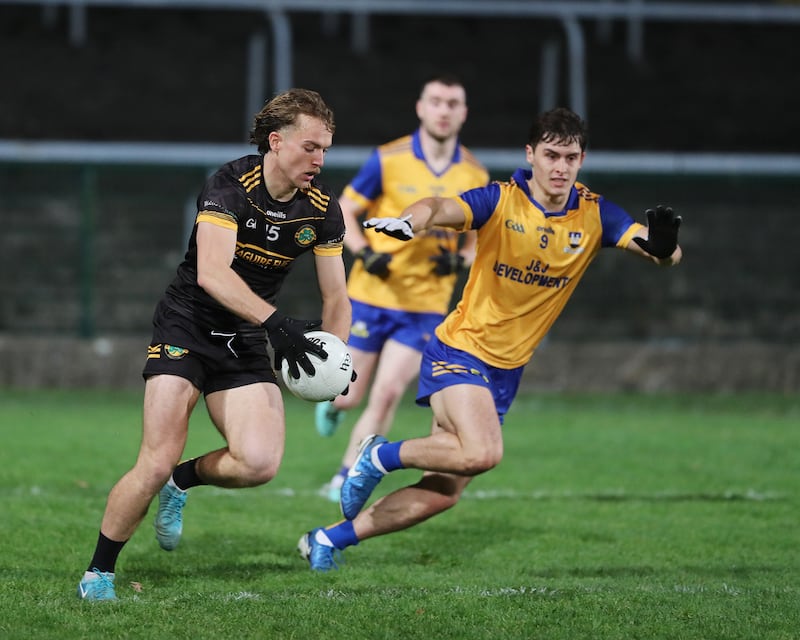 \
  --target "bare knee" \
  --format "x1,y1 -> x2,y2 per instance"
233,453 -> 281,487
459,447 -> 503,476
131,454 -> 180,494
249,462 -> 279,486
